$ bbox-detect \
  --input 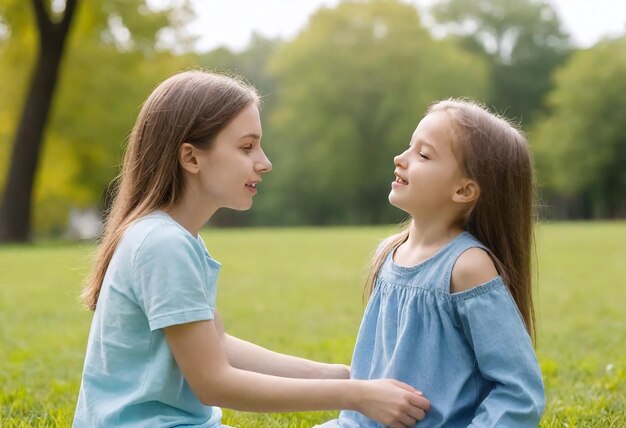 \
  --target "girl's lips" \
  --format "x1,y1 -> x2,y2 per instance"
392,175 -> 408,186
391,174 -> 408,189
245,182 -> 258,194
393,170 -> 408,184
